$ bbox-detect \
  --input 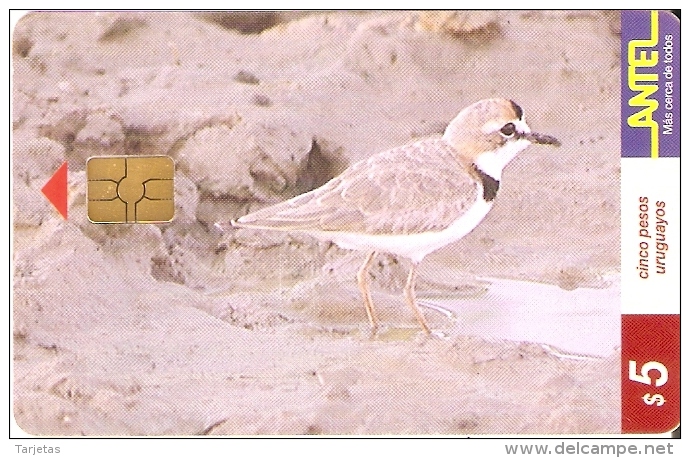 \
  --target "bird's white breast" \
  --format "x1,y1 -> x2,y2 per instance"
311,191 -> 493,264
